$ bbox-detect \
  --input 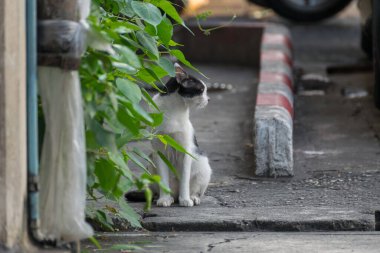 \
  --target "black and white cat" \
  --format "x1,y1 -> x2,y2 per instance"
150,63 -> 212,207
